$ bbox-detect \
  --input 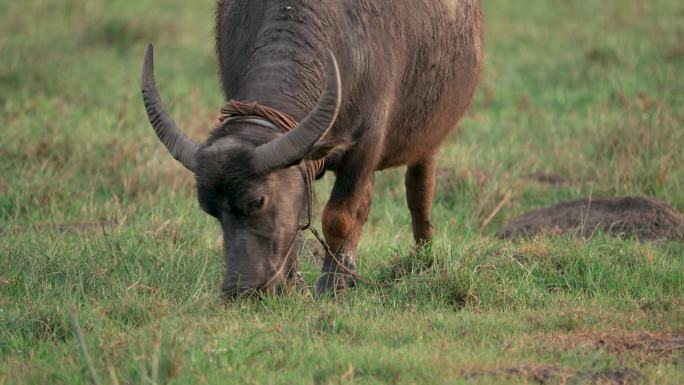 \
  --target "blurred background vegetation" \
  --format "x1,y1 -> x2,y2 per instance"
1,0 -> 682,384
